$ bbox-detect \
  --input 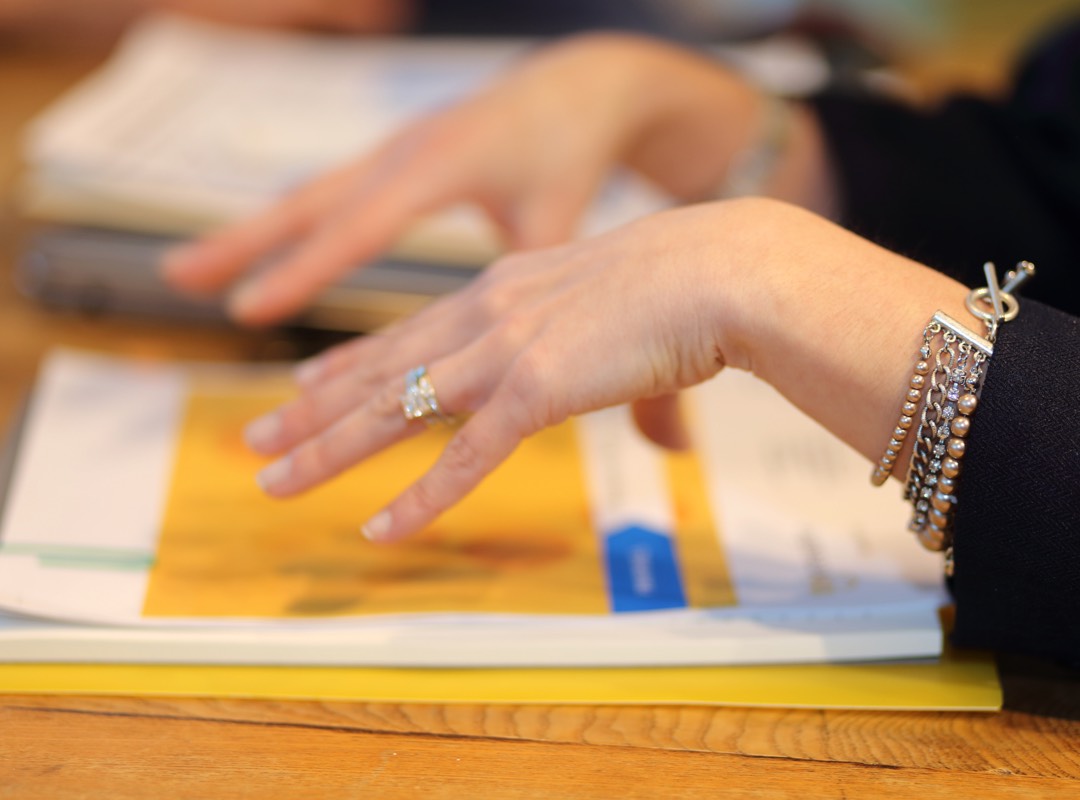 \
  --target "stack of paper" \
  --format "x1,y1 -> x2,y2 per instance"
20,15 -> 829,264
20,15 -> 672,264
0,350 -> 948,668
